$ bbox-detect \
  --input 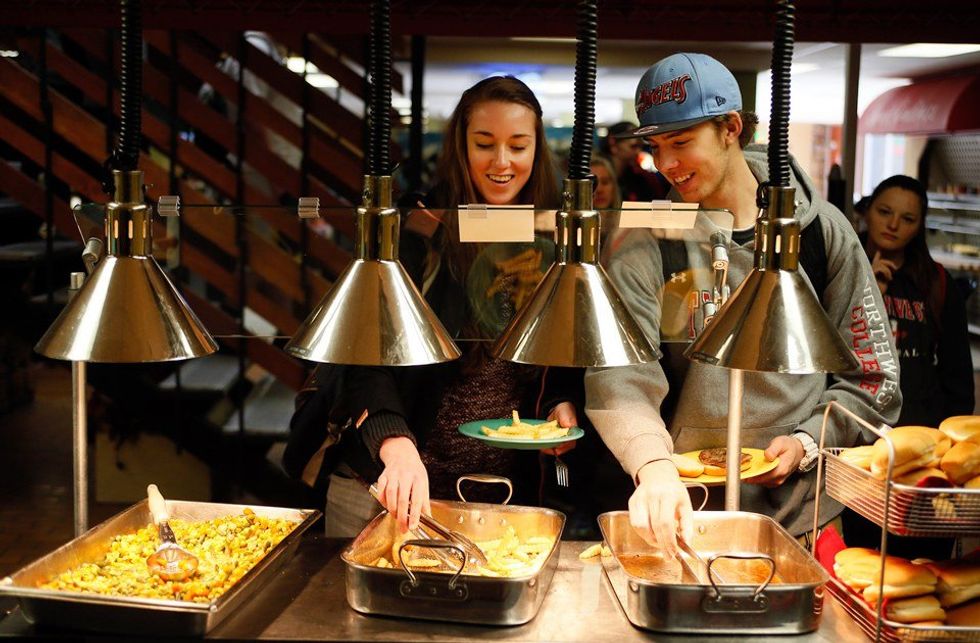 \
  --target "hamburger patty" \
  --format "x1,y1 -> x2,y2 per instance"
699,447 -> 751,469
